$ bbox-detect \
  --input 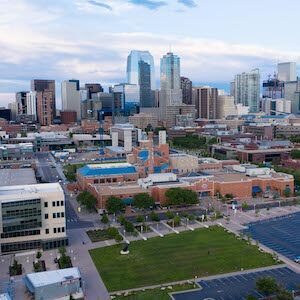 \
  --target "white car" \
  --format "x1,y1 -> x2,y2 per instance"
294,256 -> 300,263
